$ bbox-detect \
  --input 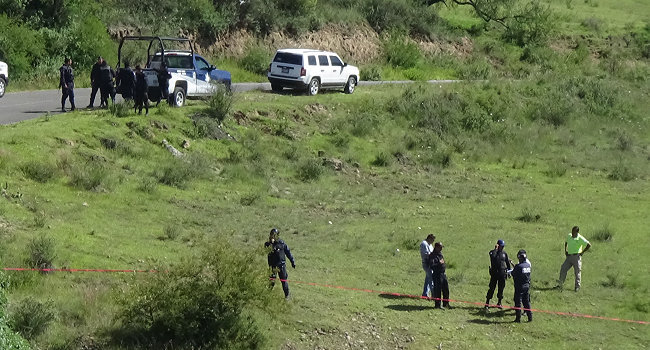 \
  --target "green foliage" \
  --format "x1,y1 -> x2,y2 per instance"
240,47 -> 271,76
109,101 -> 132,118
8,297 -> 55,340
0,14 -> 46,78
21,160 -> 58,183
204,84 -> 233,124
517,208 -> 541,222
26,235 -> 56,270
383,35 -> 422,68
0,273 -> 31,349
360,65 -> 382,81
116,241 -> 271,348
362,0 -> 439,36
592,226 -> 614,242
371,152 -> 392,167
156,153 -> 212,188
68,158 -> 112,192
608,161 -> 635,181
297,158 -> 324,182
